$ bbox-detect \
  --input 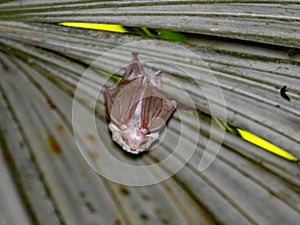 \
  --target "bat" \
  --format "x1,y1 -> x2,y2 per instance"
105,53 -> 177,154
280,85 -> 291,102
